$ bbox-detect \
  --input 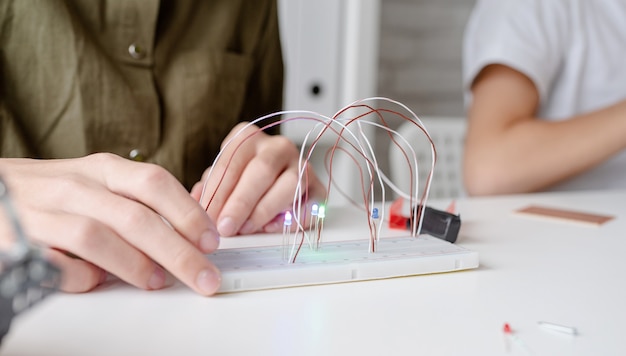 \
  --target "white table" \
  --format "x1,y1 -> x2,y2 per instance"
2,190 -> 624,355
